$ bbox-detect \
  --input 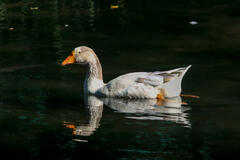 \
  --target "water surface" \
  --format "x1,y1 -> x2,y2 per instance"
0,0 -> 240,159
